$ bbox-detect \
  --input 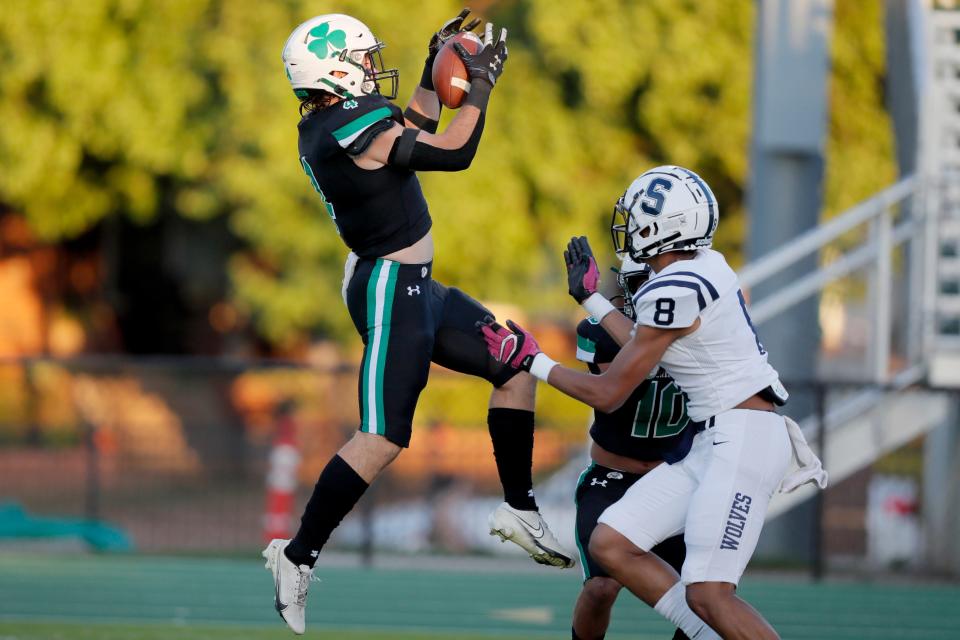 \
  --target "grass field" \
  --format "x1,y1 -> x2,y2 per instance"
2,553 -> 959,639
